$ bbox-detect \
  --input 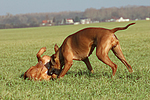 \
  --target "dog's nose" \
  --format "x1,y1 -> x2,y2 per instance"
49,72 -> 53,75
48,68 -> 55,75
